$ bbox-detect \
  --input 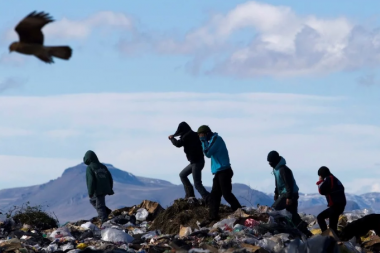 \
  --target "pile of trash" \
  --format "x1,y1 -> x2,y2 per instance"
0,198 -> 379,253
